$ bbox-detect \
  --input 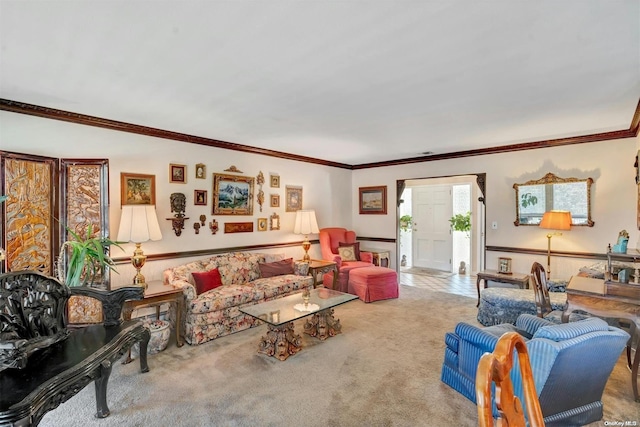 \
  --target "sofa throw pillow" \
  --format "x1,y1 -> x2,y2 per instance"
192,269 -> 223,295
338,246 -> 357,261
338,241 -> 360,260
259,258 -> 294,278
533,317 -> 609,342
